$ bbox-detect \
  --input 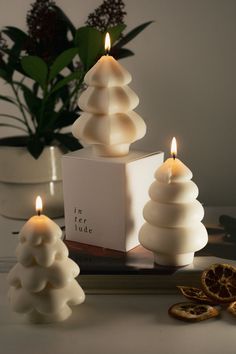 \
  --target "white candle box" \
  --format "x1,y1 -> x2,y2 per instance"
62,148 -> 164,252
